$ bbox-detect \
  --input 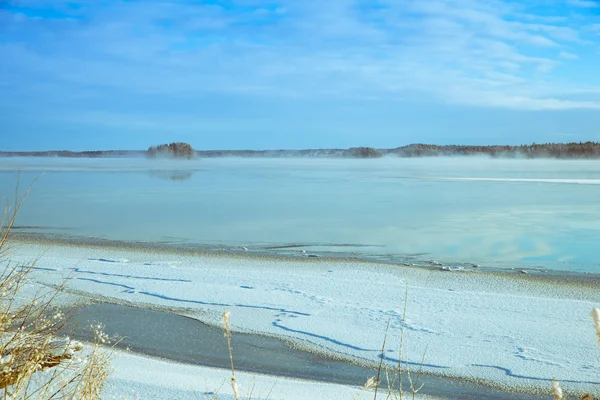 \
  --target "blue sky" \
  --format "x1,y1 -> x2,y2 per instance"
1,0 -> 599,151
